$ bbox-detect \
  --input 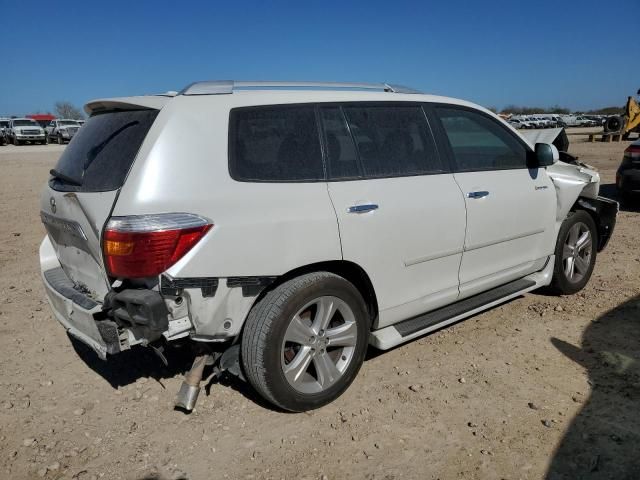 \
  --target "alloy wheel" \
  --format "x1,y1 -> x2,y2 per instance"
562,221 -> 593,283
281,296 -> 358,394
